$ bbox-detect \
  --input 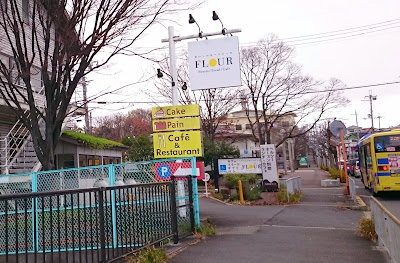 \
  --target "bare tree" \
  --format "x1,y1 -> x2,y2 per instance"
152,52 -> 239,142
93,108 -> 151,141
0,0 -> 197,170
240,35 -> 348,146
